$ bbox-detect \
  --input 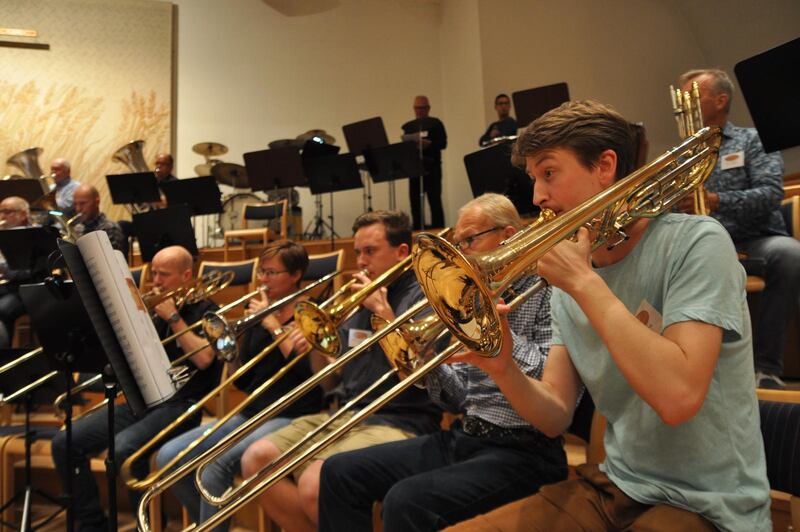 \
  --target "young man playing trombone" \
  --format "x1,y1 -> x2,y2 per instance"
51,245 -> 220,532
318,193 -> 566,532
154,240 -> 323,531
240,210 -> 441,532
447,101 -> 771,531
